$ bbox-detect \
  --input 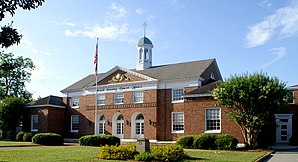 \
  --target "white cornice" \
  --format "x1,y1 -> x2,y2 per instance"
26,104 -> 65,109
